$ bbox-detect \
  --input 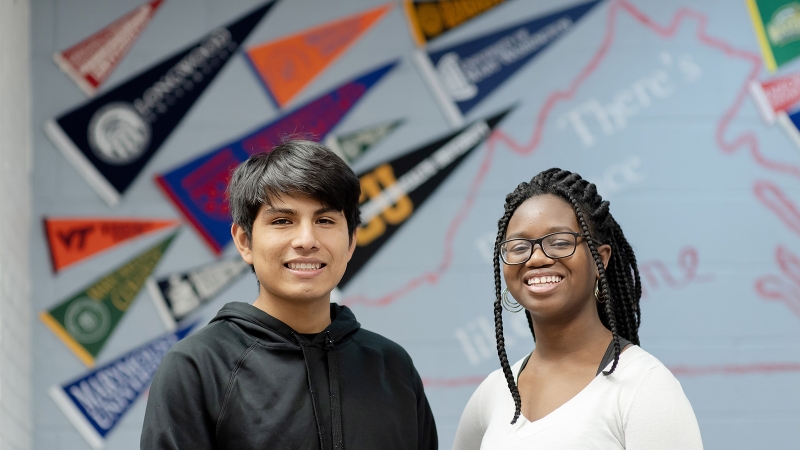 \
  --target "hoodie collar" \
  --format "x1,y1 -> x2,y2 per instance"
209,302 -> 361,346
